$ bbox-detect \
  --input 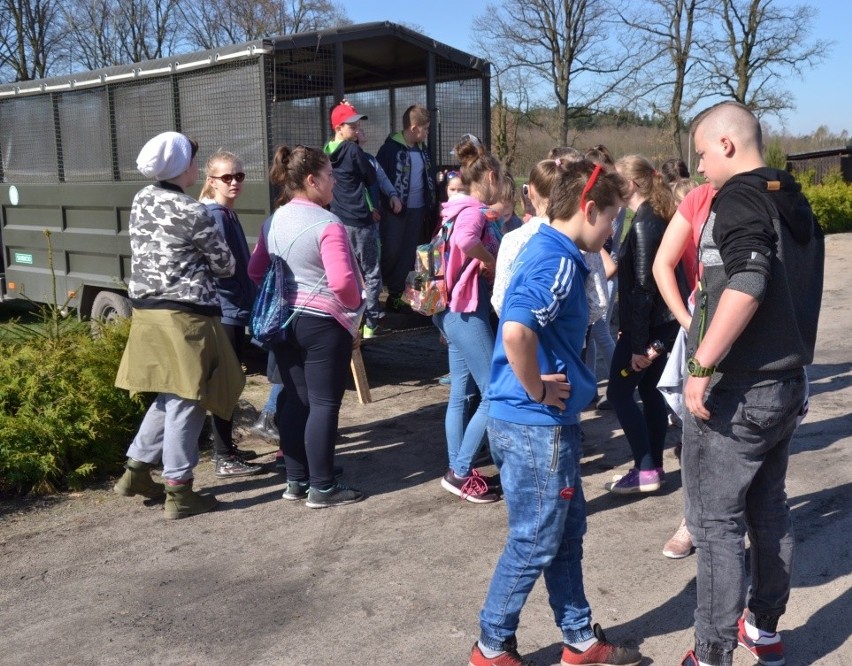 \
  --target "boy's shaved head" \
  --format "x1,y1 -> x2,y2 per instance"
691,100 -> 766,189
691,101 -> 763,152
